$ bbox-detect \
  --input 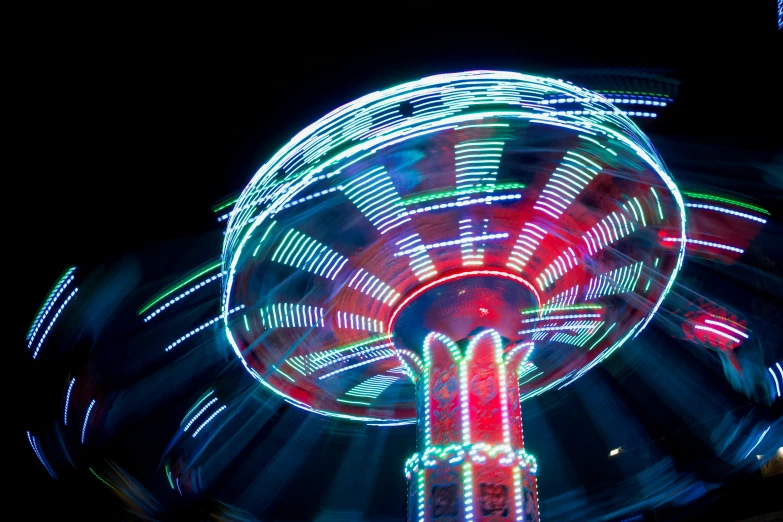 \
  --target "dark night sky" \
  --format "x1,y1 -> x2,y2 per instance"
15,3 -> 782,520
